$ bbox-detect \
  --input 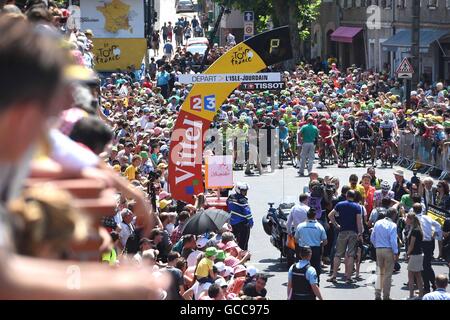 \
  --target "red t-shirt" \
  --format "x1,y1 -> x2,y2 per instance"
318,124 -> 332,140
